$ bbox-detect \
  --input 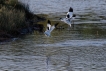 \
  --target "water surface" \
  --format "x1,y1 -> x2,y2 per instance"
0,0 -> 106,71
